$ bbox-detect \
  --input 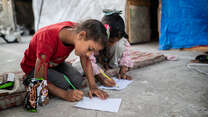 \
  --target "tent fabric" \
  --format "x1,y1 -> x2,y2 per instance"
32,0 -> 126,31
159,0 -> 208,50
